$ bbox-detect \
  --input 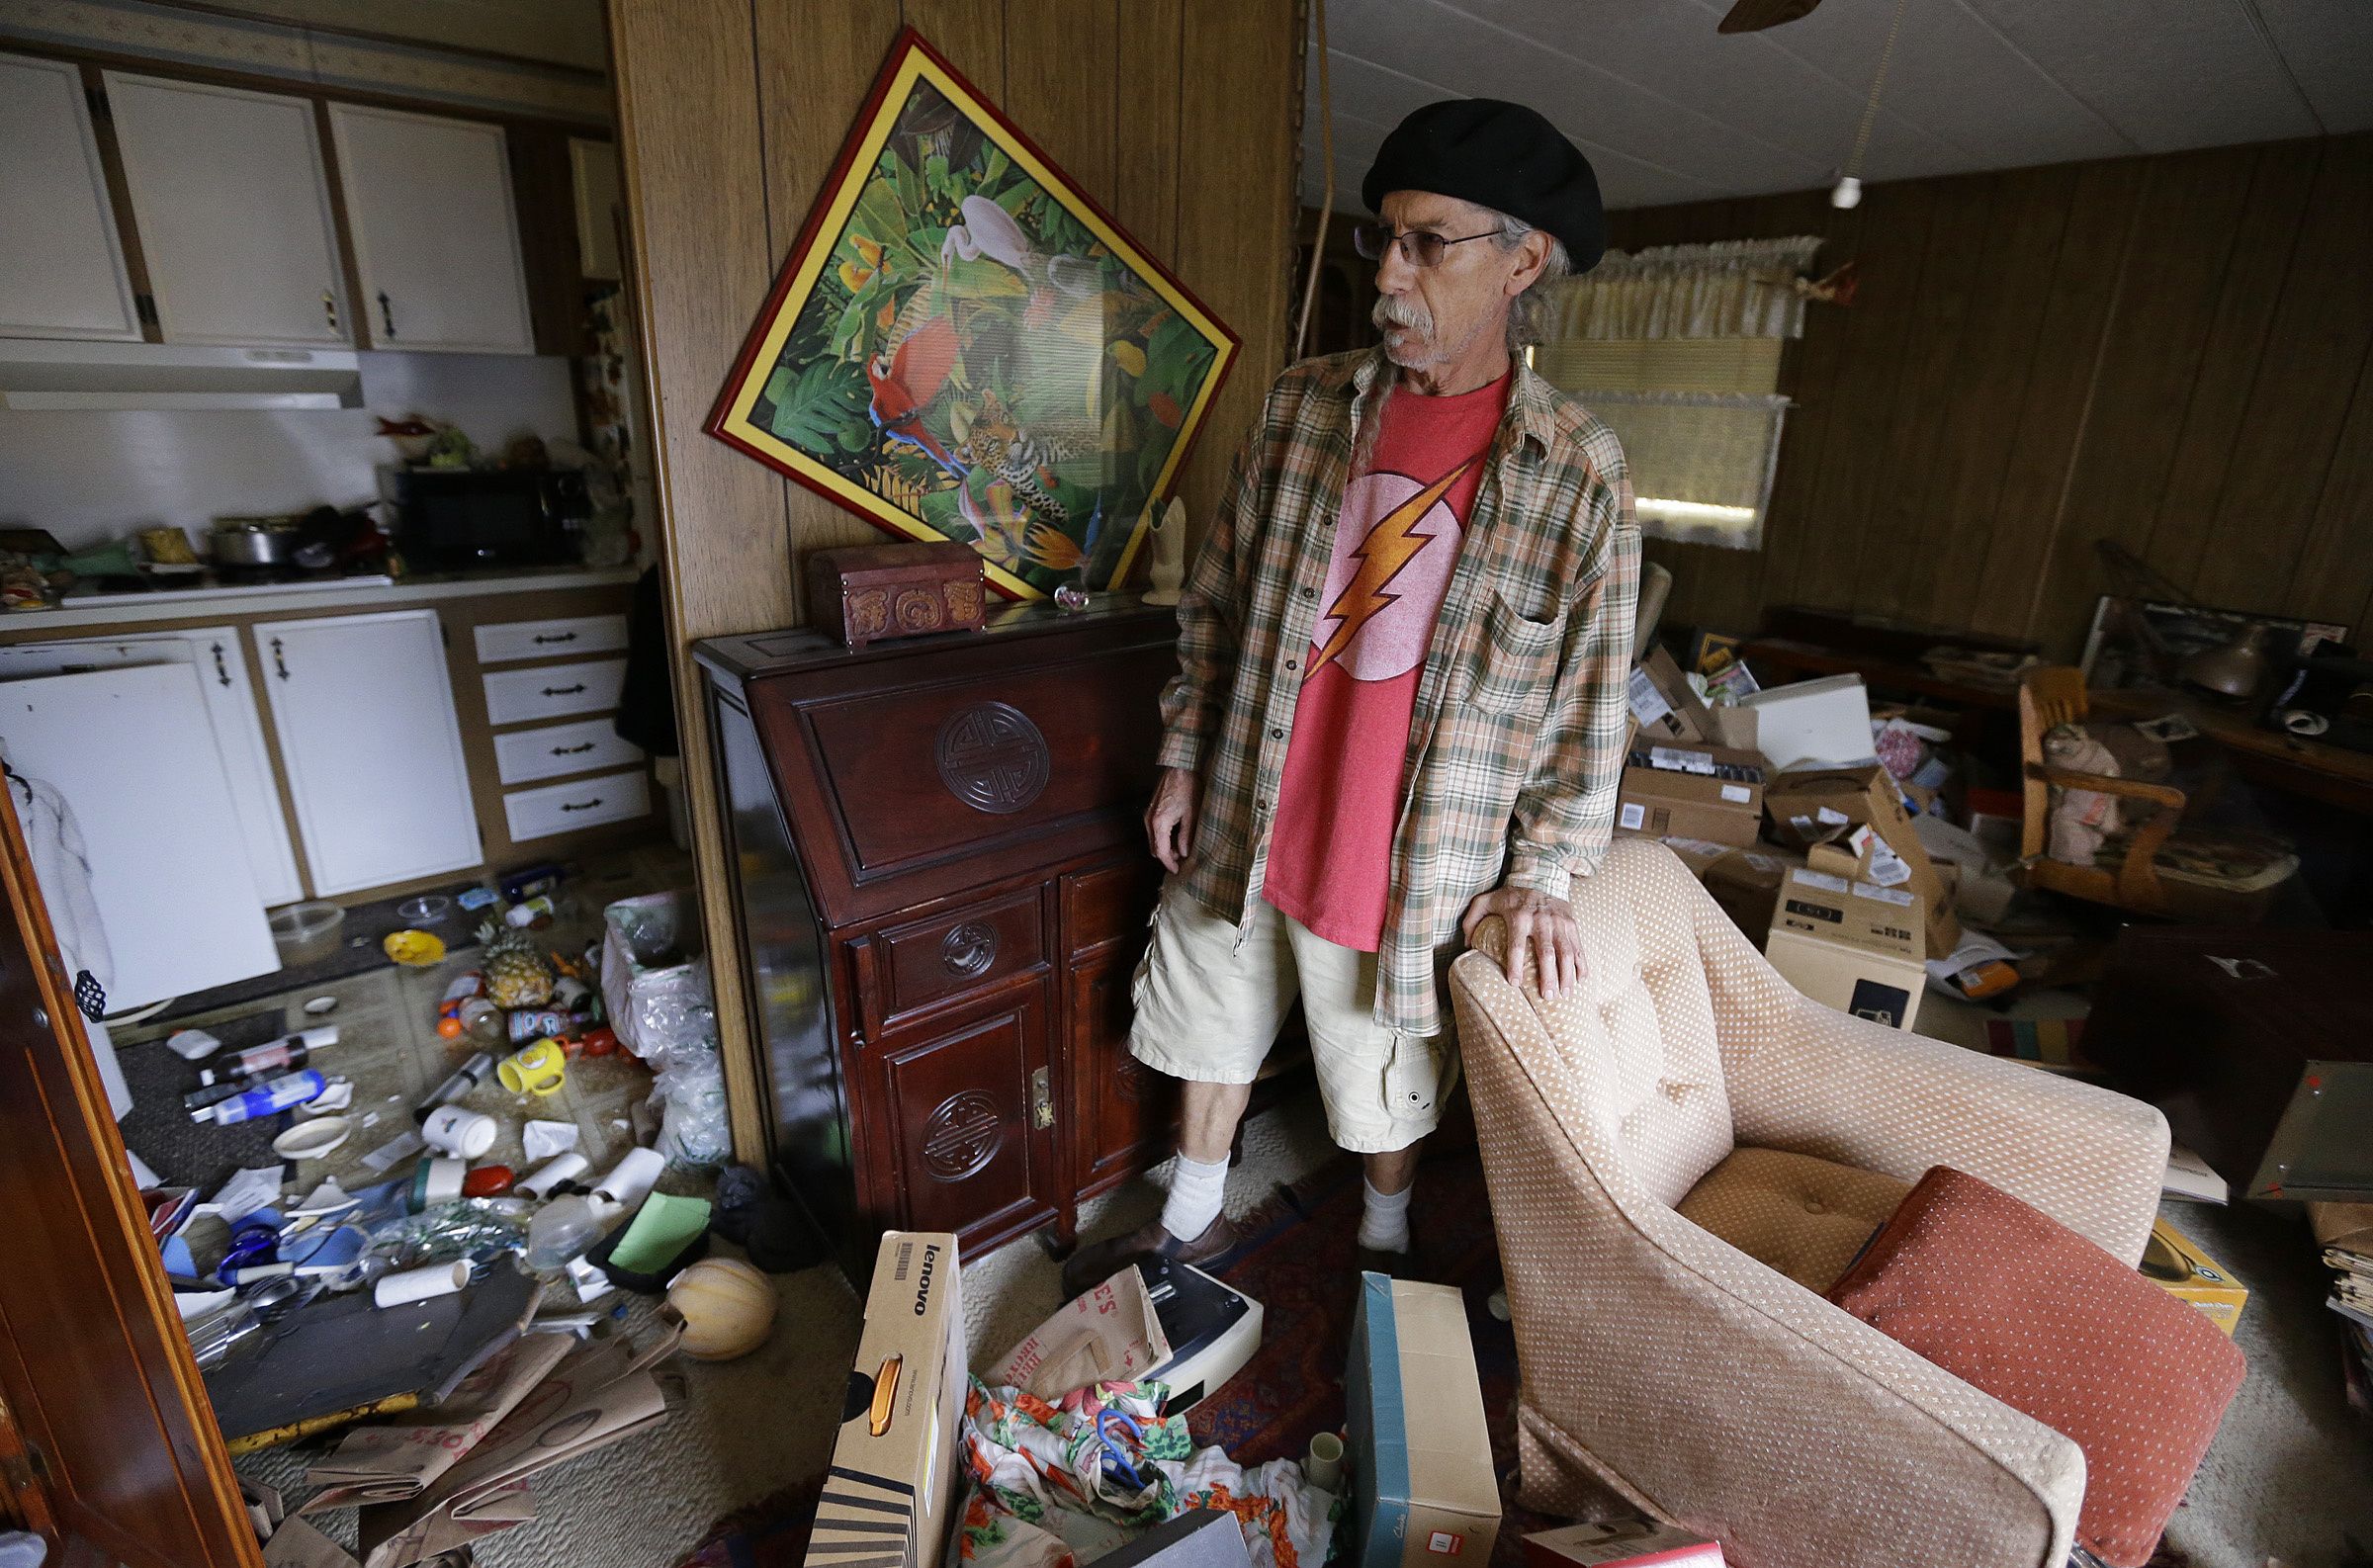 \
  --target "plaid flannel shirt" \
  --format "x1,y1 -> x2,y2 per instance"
1157,346 -> 1640,1037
